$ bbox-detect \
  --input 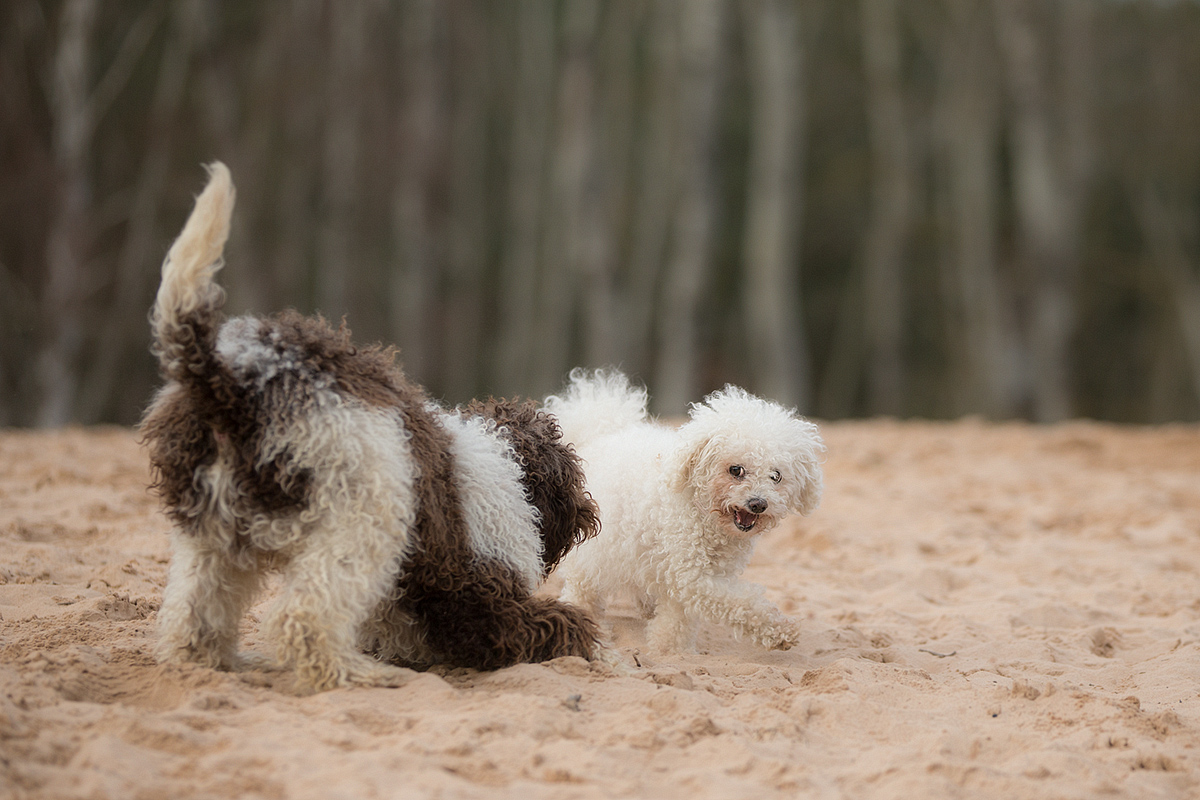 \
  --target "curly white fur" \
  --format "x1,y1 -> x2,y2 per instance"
546,369 -> 825,653
439,410 -> 544,592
